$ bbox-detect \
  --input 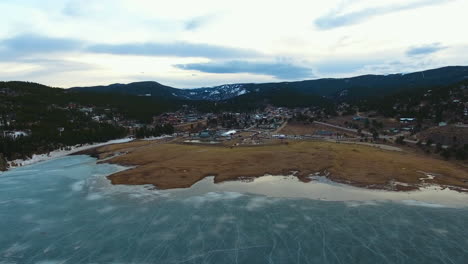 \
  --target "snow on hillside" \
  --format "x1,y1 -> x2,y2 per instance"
178,83 -> 249,101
